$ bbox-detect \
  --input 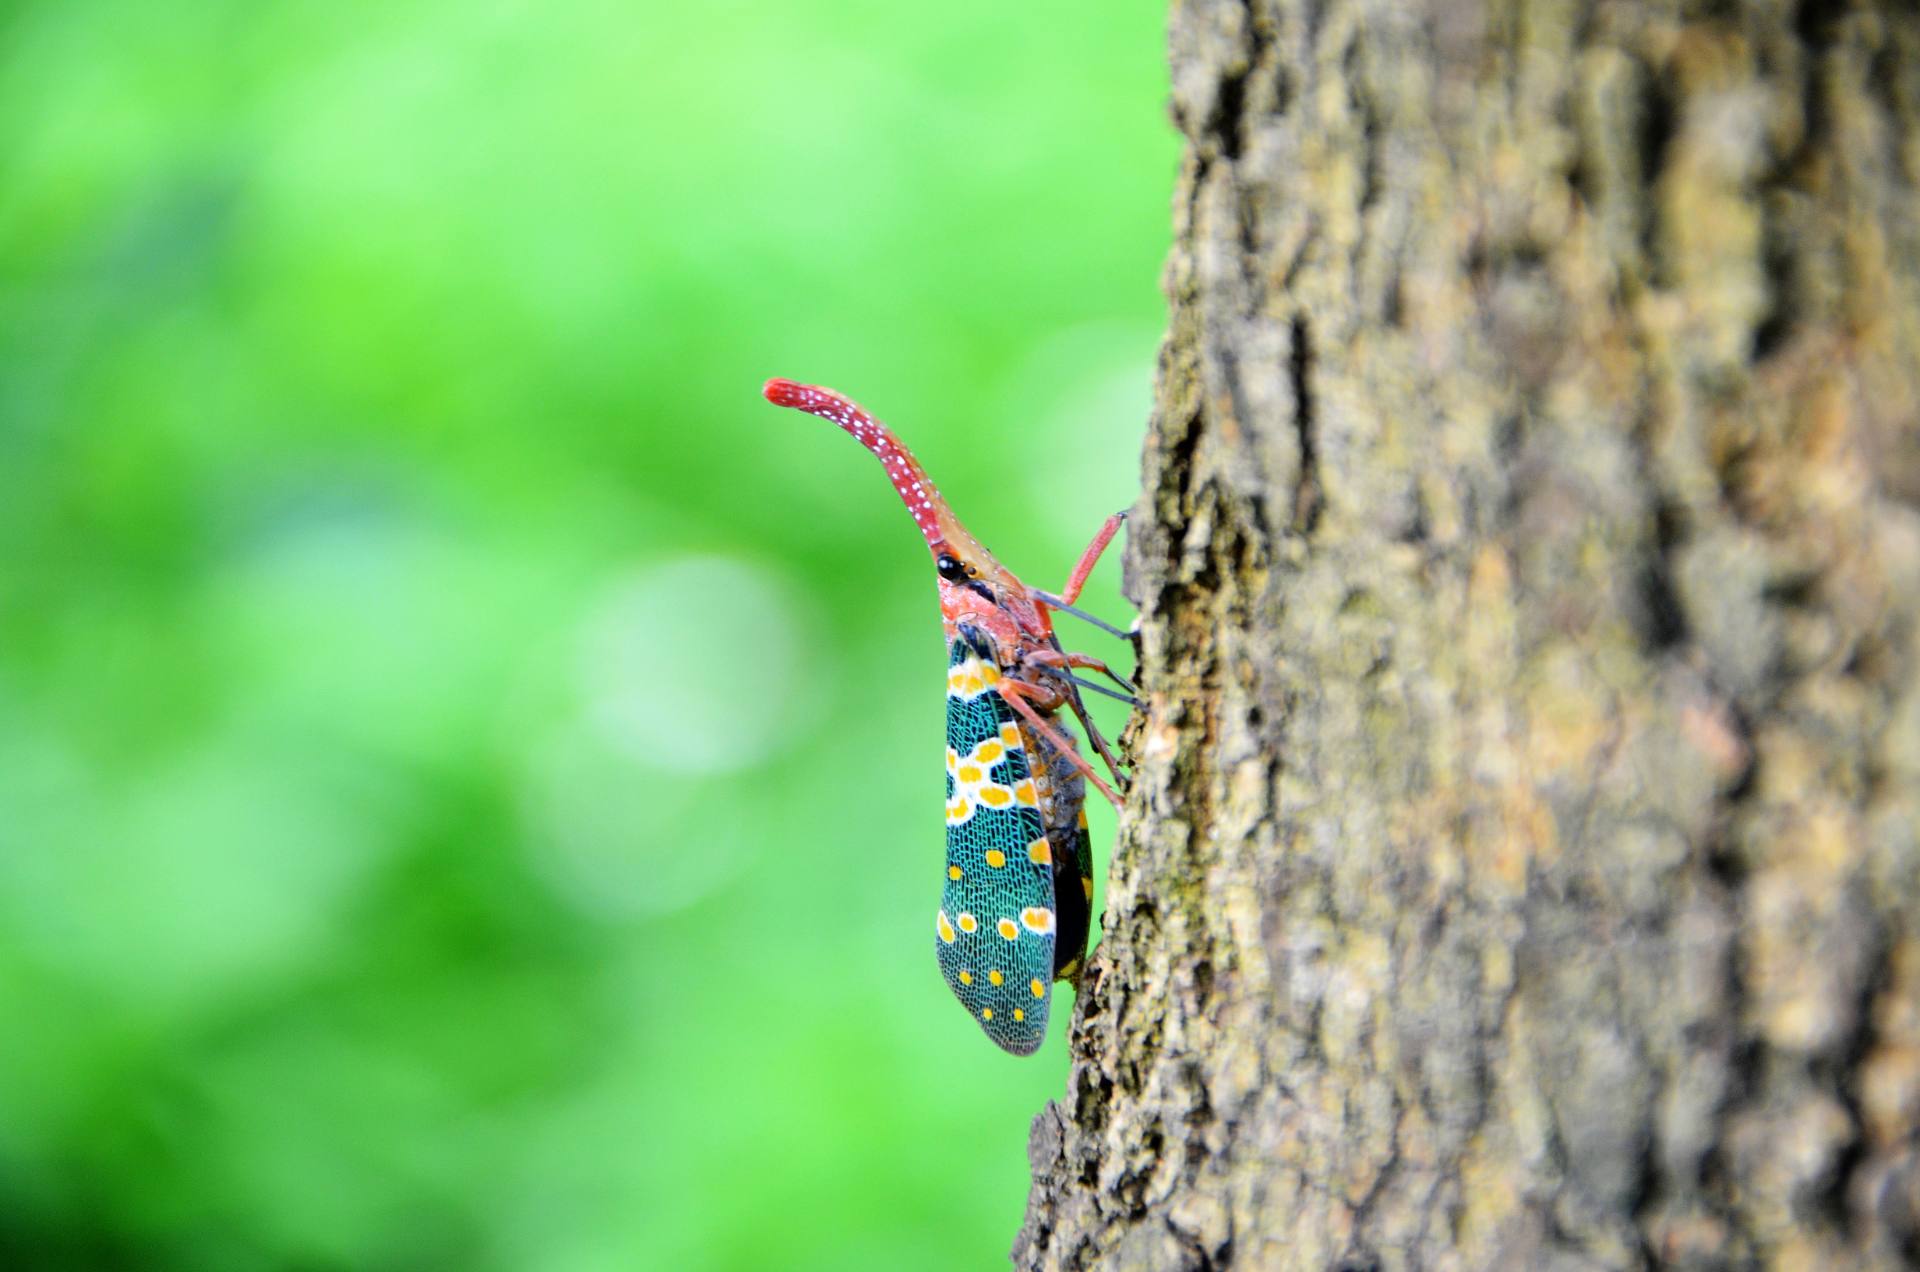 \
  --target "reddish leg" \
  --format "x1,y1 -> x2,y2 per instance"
998,678 -> 1123,808
1057,512 -> 1125,605
1026,647 -> 1133,691
1060,686 -> 1129,793
1009,649 -> 1130,788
